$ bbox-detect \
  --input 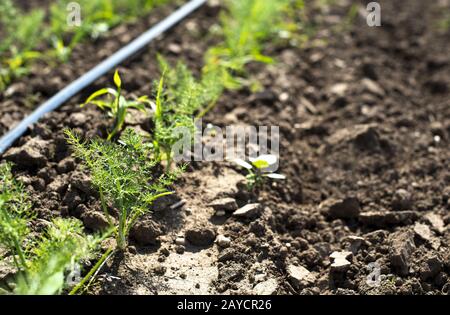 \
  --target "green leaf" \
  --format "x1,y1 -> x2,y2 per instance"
88,100 -> 111,110
113,70 -> 121,89
155,75 -> 164,120
233,158 -> 252,170
35,270 -> 65,295
125,102 -> 146,111
252,53 -> 273,64
84,88 -> 116,105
